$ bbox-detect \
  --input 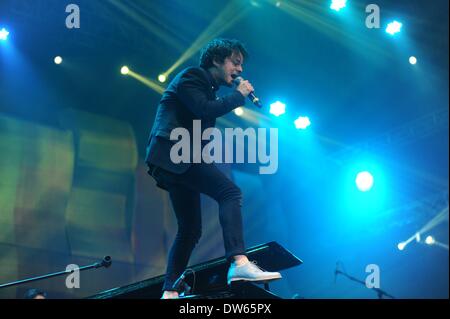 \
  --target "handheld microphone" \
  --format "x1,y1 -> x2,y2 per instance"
232,76 -> 262,108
